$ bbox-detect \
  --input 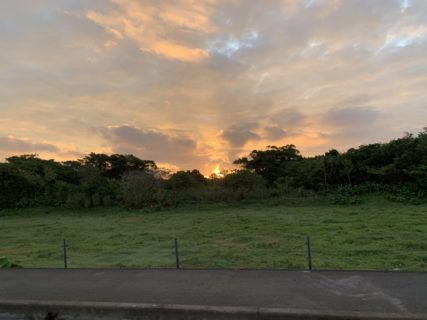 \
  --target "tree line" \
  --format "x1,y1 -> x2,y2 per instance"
1,129 -> 426,209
